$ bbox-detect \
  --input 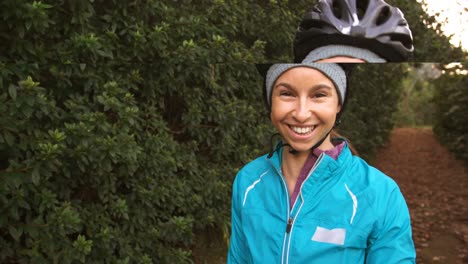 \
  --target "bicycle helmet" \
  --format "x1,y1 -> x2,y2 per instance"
294,0 -> 414,62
